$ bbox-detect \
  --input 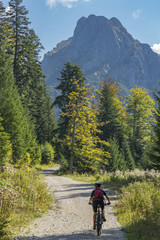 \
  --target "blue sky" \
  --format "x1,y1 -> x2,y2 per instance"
2,0 -> 160,59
